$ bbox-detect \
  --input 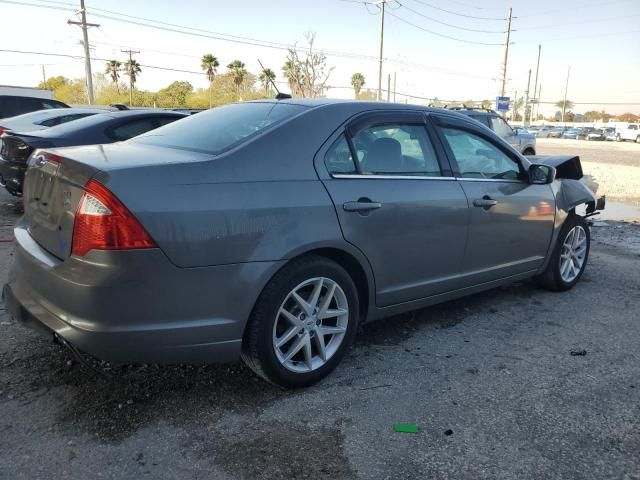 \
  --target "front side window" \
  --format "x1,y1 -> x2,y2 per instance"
489,116 -> 514,138
630,125 -> 638,130
351,123 -> 441,176
441,127 -> 522,180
